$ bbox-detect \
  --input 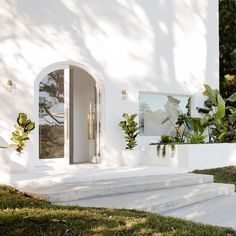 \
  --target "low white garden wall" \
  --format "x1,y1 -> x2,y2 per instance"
0,149 -> 31,185
141,144 -> 236,171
